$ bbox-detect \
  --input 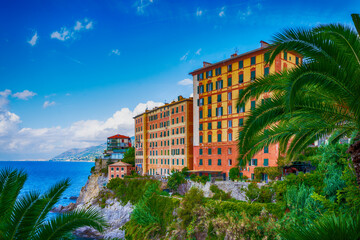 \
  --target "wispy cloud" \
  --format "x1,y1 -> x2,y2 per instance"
45,93 -> 56,99
238,6 -> 252,19
43,101 -> 56,108
0,89 -> 12,98
180,51 -> 189,61
219,6 -> 226,17
110,49 -> 121,56
13,90 -> 37,100
51,19 -> 93,41
195,48 -> 202,55
178,78 -> 193,86
28,32 -> 38,46
136,0 -> 154,15
196,8 -> 203,16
